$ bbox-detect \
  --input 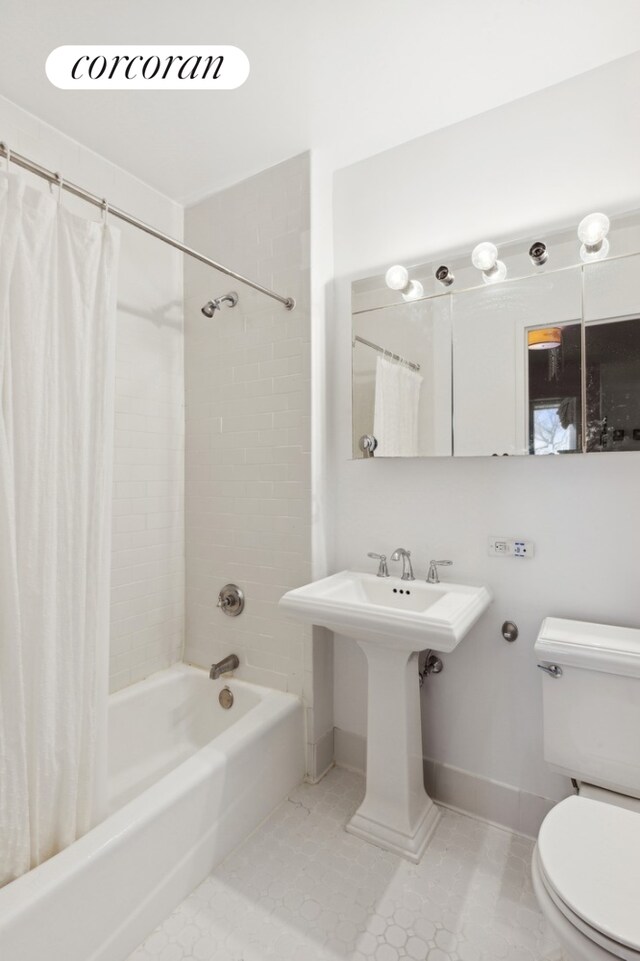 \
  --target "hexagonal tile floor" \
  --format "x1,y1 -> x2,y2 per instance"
127,767 -> 561,961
